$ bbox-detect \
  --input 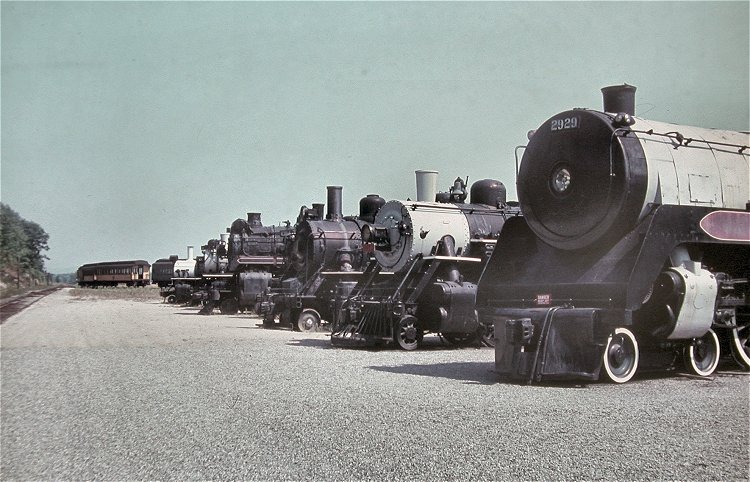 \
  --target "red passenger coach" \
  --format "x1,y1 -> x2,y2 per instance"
76,260 -> 151,287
